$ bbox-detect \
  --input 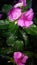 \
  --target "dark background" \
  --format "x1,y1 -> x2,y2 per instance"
32,0 -> 37,17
